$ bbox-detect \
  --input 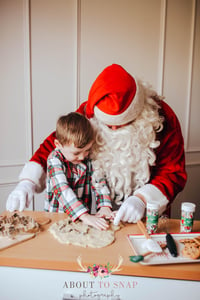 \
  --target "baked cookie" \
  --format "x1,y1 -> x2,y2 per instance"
180,236 -> 200,245
182,243 -> 200,259
0,213 -> 39,237
193,237 -> 200,246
